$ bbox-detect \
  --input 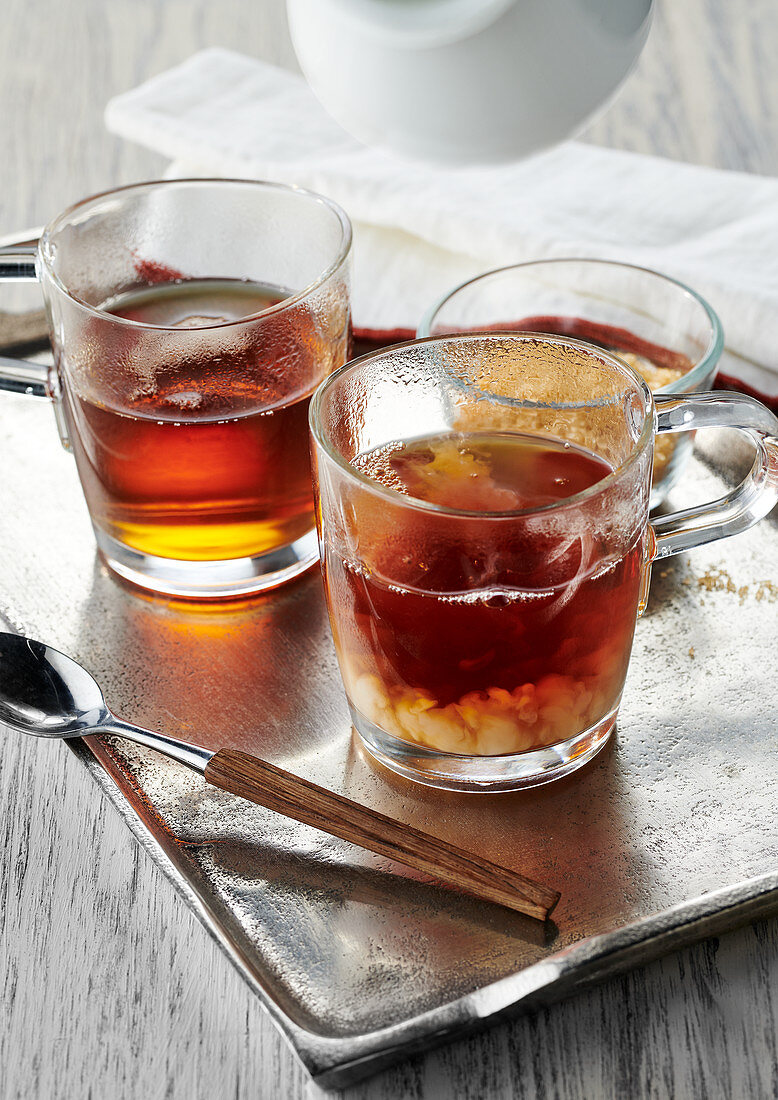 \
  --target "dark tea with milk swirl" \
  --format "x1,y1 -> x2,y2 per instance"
324,431 -> 644,756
